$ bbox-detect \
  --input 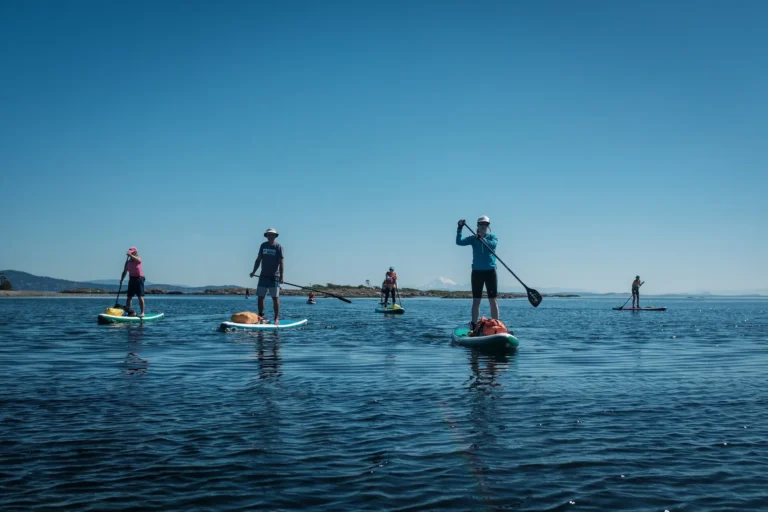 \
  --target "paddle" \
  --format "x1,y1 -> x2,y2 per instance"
252,275 -> 352,303
617,281 -> 644,310
461,222 -> 543,307
113,256 -> 130,308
